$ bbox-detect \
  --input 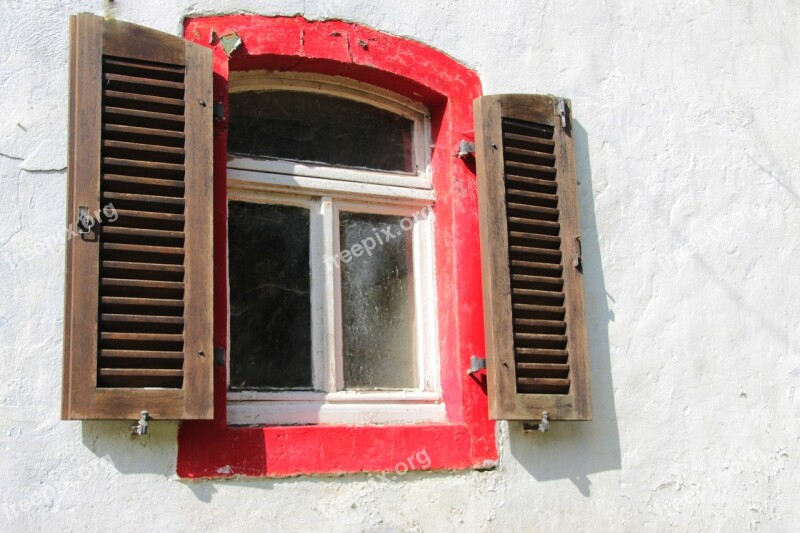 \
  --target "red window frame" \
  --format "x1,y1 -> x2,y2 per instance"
177,15 -> 496,478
